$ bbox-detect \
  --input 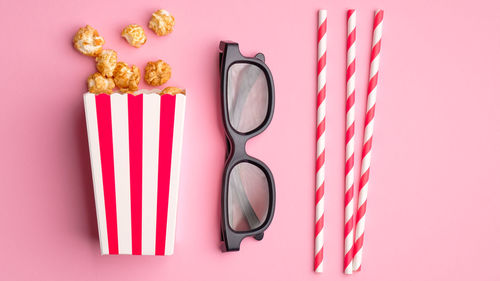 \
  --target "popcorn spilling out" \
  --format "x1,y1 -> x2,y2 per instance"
145,60 -> 172,86
73,25 -> 105,57
87,73 -> 115,94
149,10 -> 175,36
113,62 -> 141,93
95,49 -> 117,77
72,9 -> 183,95
121,24 -> 147,48
161,87 -> 185,96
